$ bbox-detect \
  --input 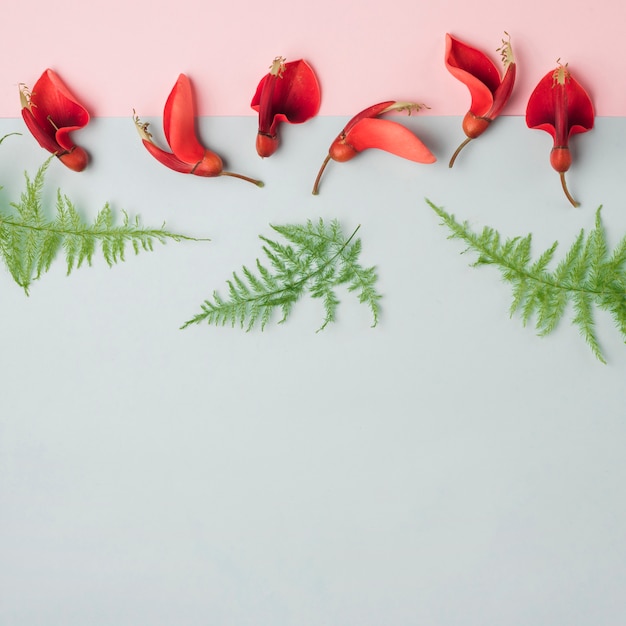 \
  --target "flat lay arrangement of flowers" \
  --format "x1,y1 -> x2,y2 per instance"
5,34 -> 625,363
6,1 -> 626,623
